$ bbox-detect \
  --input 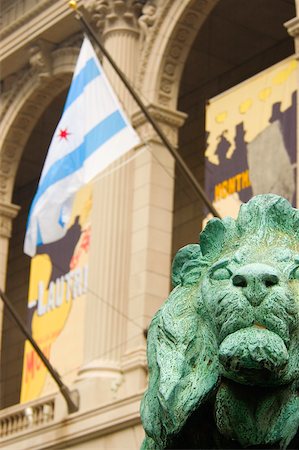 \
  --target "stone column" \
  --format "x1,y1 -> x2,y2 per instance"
0,201 -> 20,350
285,14 -> 299,206
121,105 -> 187,394
76,0 -> 142,407
101,1 -> 142,114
